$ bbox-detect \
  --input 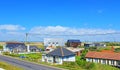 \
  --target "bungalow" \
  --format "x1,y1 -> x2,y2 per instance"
67,40 -> 81,48
28,45 -> 40,52
85,49 -> 120,67
3,42 -> 40,54
42,47 -> 75,64
3,42 -> 26,53
84,42 -> 106,48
